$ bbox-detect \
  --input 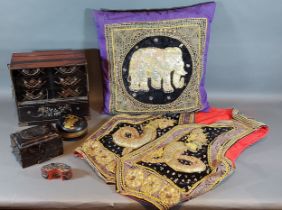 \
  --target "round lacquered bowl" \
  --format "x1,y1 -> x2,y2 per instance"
56,114 -> 88,141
